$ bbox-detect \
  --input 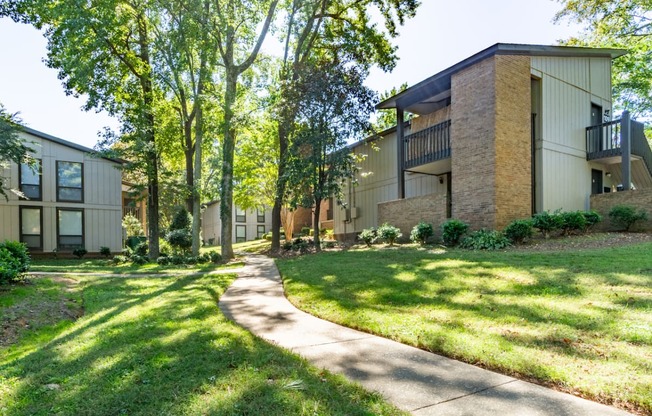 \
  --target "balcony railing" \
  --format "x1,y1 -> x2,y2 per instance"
586,118 -> 652,177
404,119 -> 451,169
